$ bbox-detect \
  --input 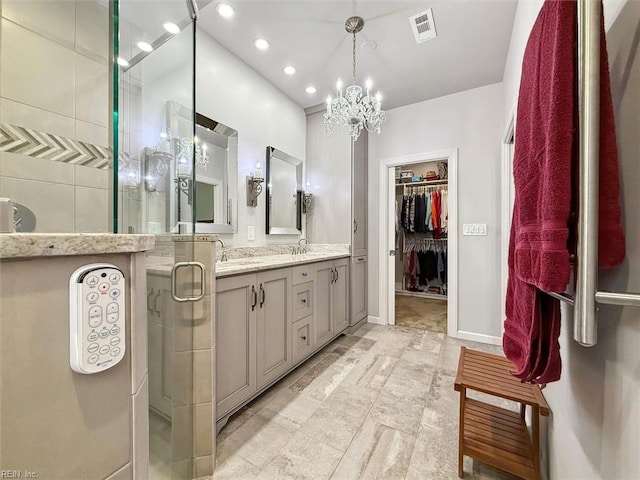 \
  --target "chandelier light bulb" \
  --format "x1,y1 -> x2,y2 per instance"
365,77 -> 373,90
326,96 -> 332,115
336,78 -> 343,97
